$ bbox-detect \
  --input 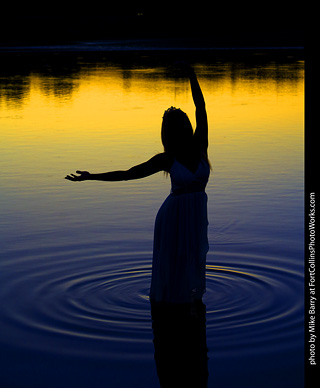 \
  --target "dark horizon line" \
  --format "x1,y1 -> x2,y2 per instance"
0,10 -> 304,47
